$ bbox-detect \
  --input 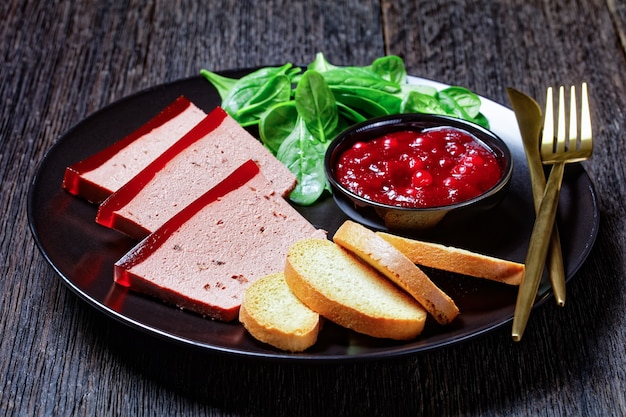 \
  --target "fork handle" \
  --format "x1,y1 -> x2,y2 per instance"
547,225 -> 566,306
512,162 -> 565,341
529,156 -> 567,307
